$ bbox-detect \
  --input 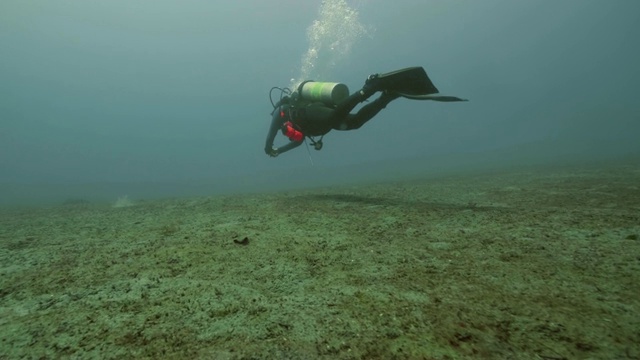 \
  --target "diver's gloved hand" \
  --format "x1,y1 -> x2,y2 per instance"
265,147 -> 279,157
